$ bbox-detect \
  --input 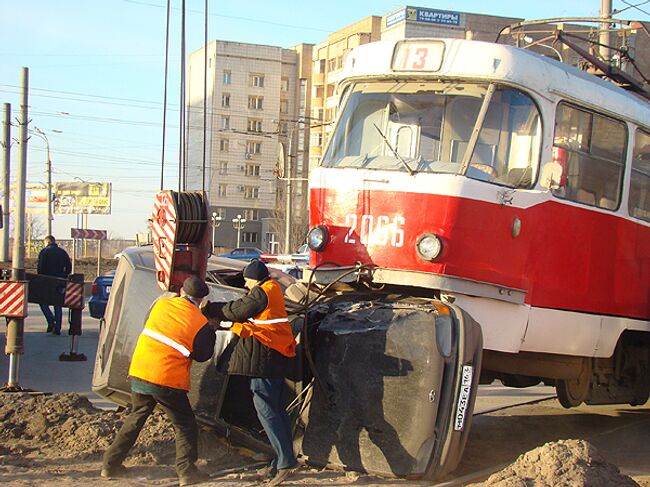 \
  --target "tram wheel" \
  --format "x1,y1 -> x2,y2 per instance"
556,358 -> 592,408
